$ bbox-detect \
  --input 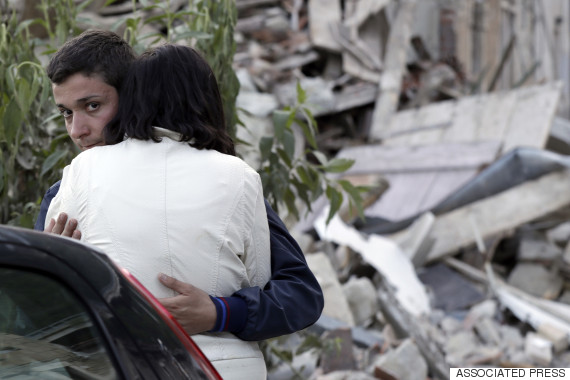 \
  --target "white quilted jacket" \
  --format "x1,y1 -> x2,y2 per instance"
46,127 -> 270,379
